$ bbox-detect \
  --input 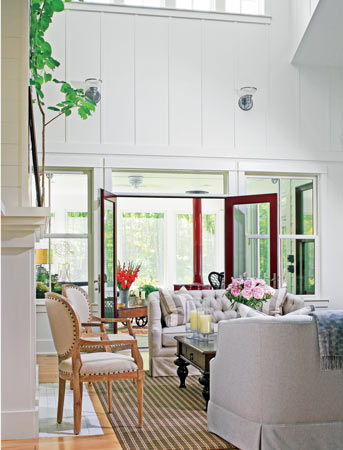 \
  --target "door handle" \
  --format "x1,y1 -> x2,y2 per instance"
271,273 -> 277,289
